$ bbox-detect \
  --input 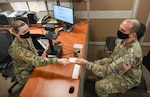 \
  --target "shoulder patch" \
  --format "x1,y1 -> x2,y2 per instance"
25,52 -> 33,58
18,49 -> 26,57
18,49 -> 33,58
